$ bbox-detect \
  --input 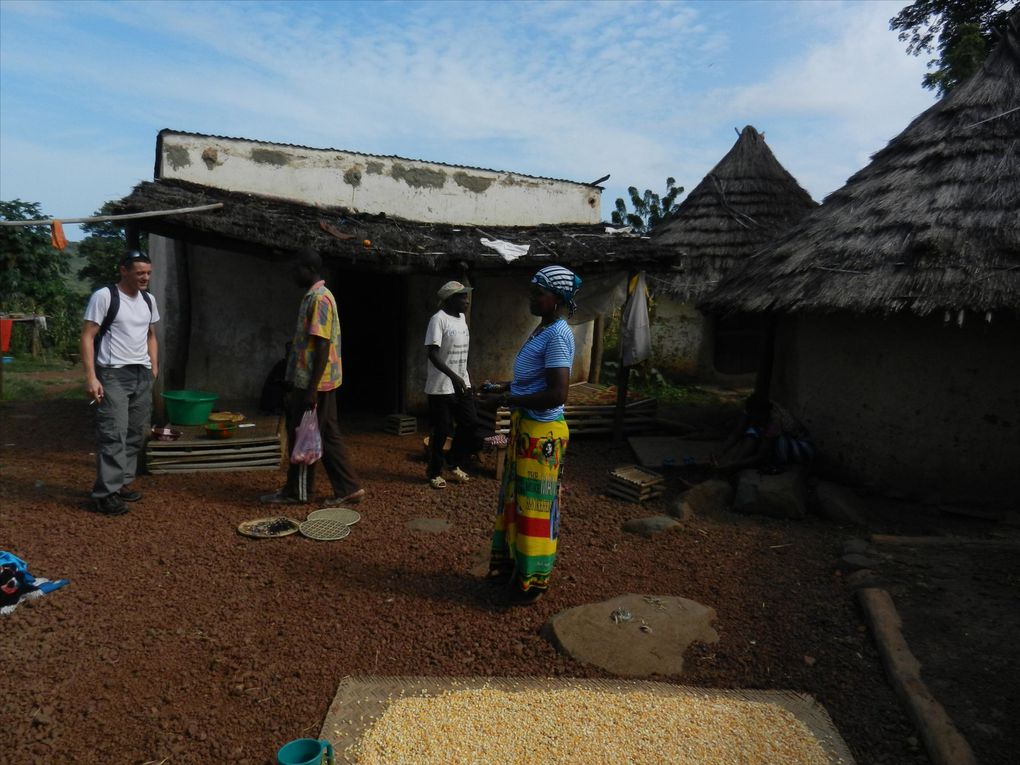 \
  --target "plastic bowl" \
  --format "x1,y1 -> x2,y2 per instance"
162,390 -> 218,425
204,421 -> 237,439
150,426 -> 182,442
